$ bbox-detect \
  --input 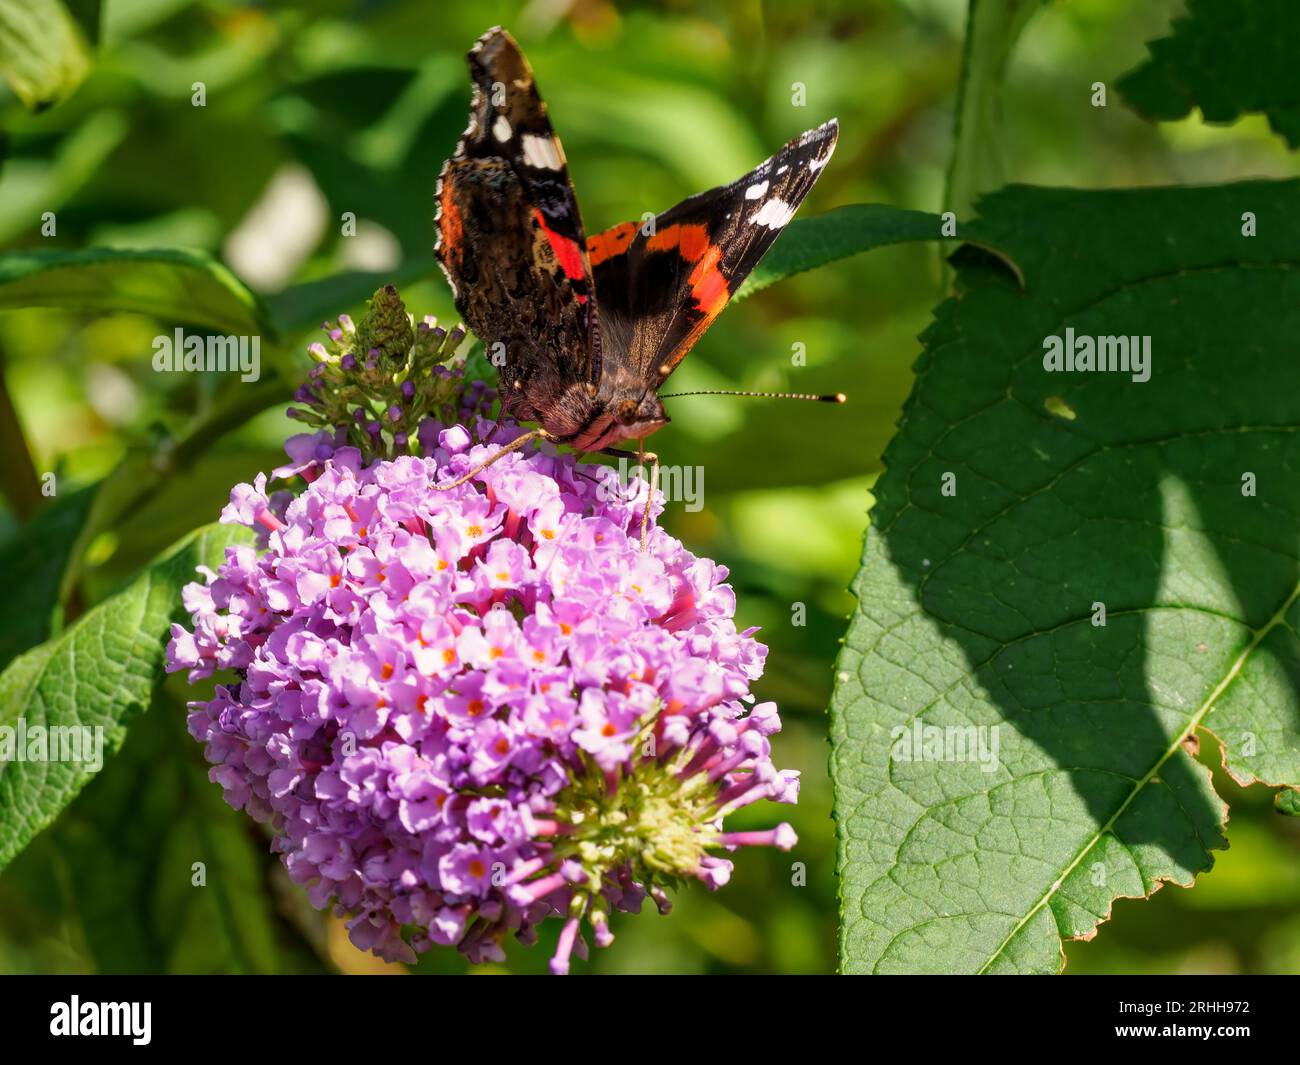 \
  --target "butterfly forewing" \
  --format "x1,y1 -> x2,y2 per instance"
587,119 -> 838,387
435,26 -> 601,417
